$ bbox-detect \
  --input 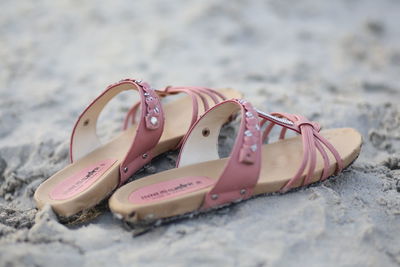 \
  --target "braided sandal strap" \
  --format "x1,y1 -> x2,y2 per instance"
257,110 -> 344,192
